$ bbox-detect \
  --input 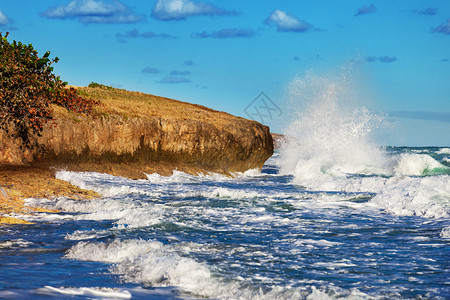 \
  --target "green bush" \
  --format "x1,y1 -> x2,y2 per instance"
88,82 -> 113,90
0,32 -> 99,148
